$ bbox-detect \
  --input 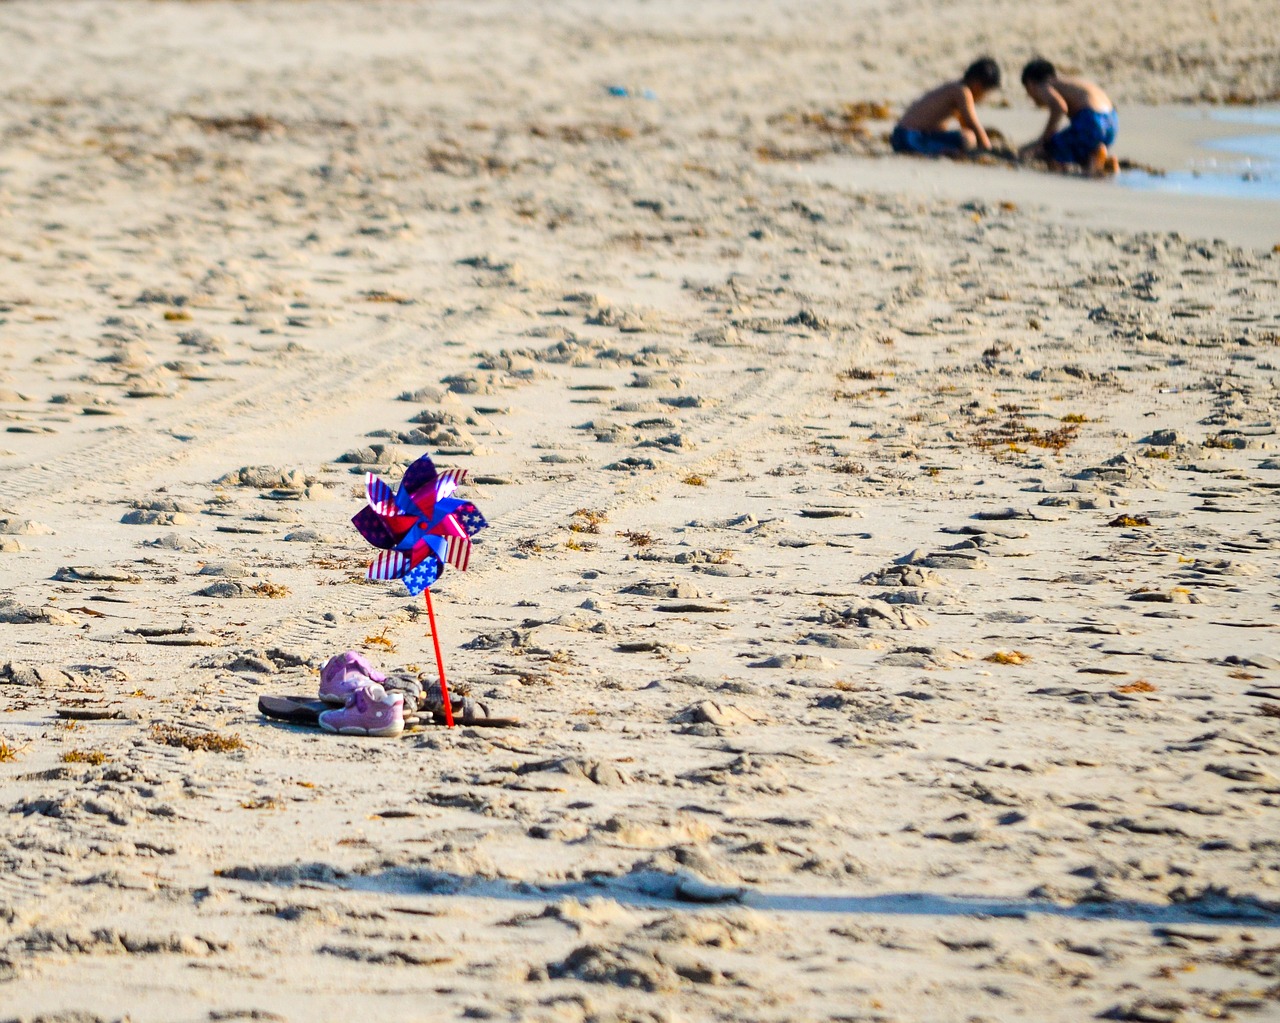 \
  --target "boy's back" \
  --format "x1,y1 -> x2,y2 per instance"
897,81 -> 971,133
1040,74 -> 1113,117
891,58 -> 1000,157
